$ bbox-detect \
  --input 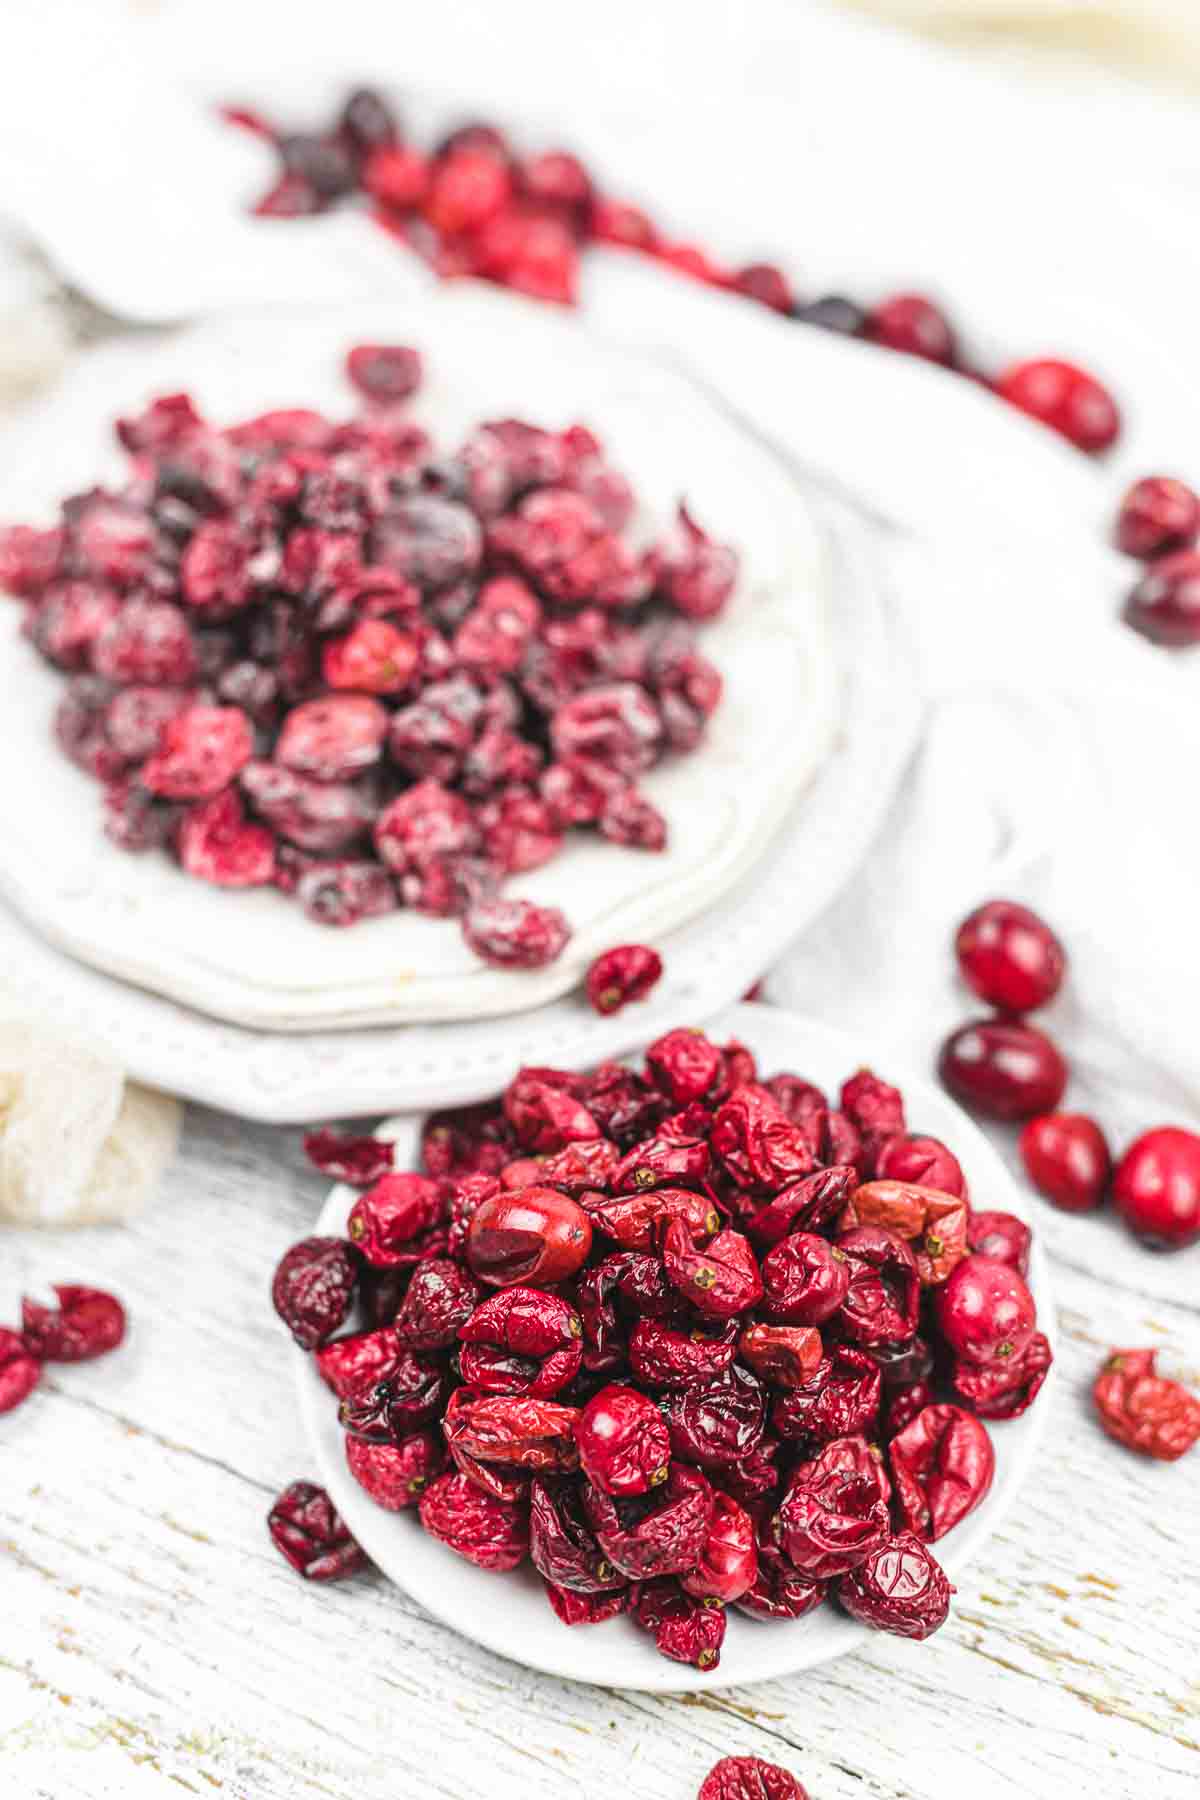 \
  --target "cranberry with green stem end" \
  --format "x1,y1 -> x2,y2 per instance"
698,1757 -> 809,1799
865,293 -> 956,365
955,899 -> 1066,1013
951,1331 -> 1053,1420
345,343 -> 422,405
635,1580 -> 727,1671
0,1328 -> 41,1414
995,357 -> 1120,453
661,1221 -> 763,1320
271,1236 -> 360,1349
585,943 -> 663,1015
345,1431 -> 444,1510
934,1254 -> 1036,1366
837,1531 -> 952,1639
466,1186 -> 592,1287
1093,1348 -> 1200,1462
529,1479 -> 627,1592
346,1172 -> 445,1267
1112,1127 -> 1200,1249
576,1383 -> 671,1495
1123,550 -> 1200,647
938,1018 -> 1067,1121
1020,1112 -> 1111,1213
457,1286 -> 583,1399
267,1481 -> 366,1580
20,1286 -> 126,1361
966,1210 -> 1031,1276
681,1490 -> 759,1603
1115,476 -> 1200,560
